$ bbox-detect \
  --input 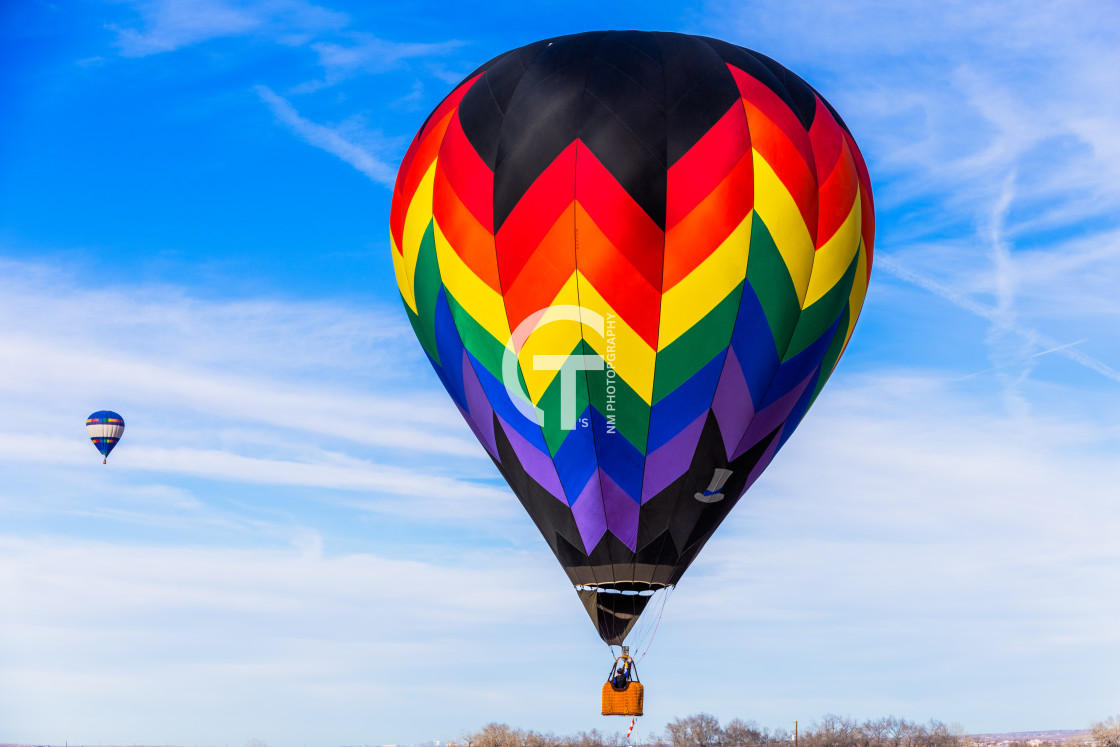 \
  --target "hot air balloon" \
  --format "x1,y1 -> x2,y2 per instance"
390,31 -> 873,652
86,410 -> 125,464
